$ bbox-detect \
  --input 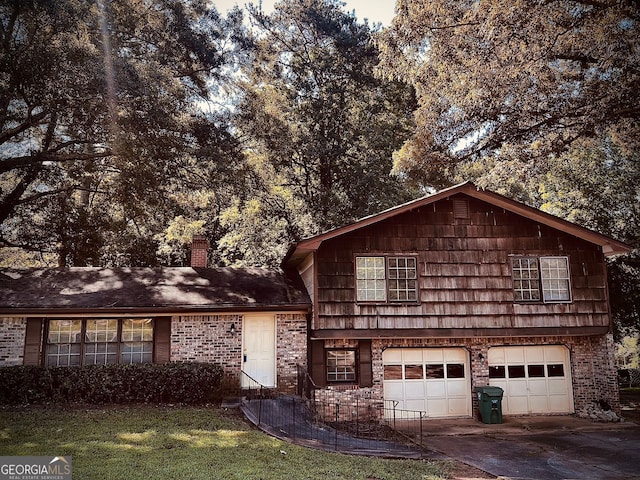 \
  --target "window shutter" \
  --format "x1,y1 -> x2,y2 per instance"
153,317 -> 171,363
310,339 -> 326,387
23,318 -> 43,366
358,339 -> 373,387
